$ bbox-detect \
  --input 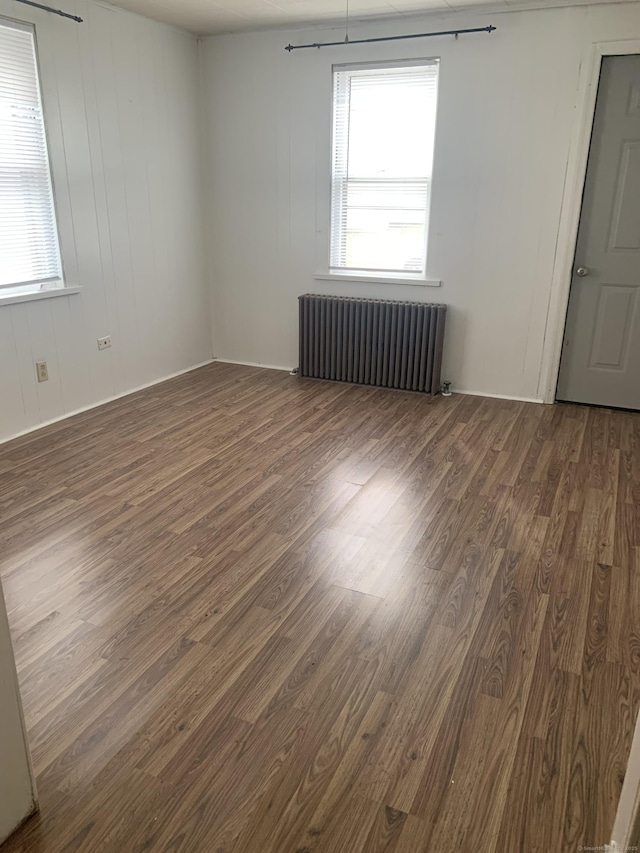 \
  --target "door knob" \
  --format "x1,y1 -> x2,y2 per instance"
576,266 -> 589,277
